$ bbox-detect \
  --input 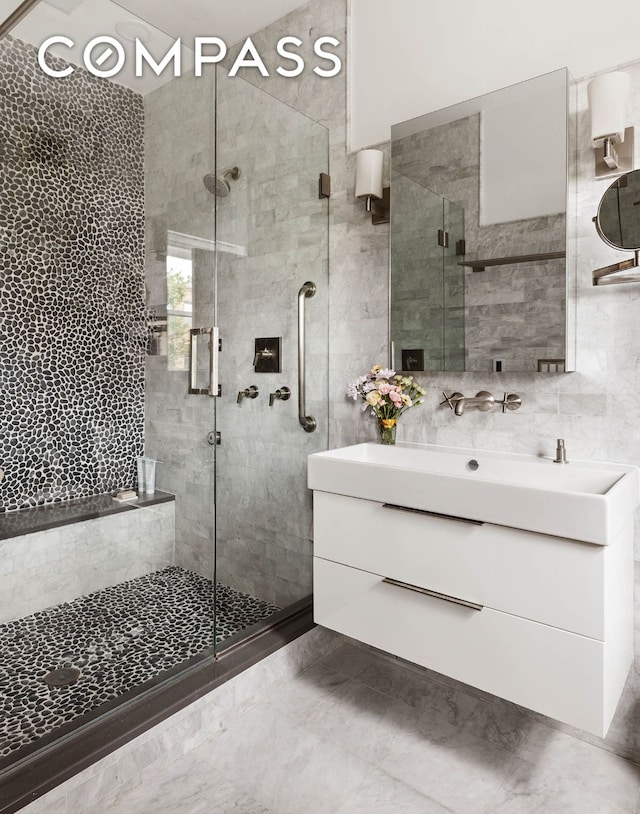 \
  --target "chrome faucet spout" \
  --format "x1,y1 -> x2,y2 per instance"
454,391 -> 495,416
441,390 -> 521,417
